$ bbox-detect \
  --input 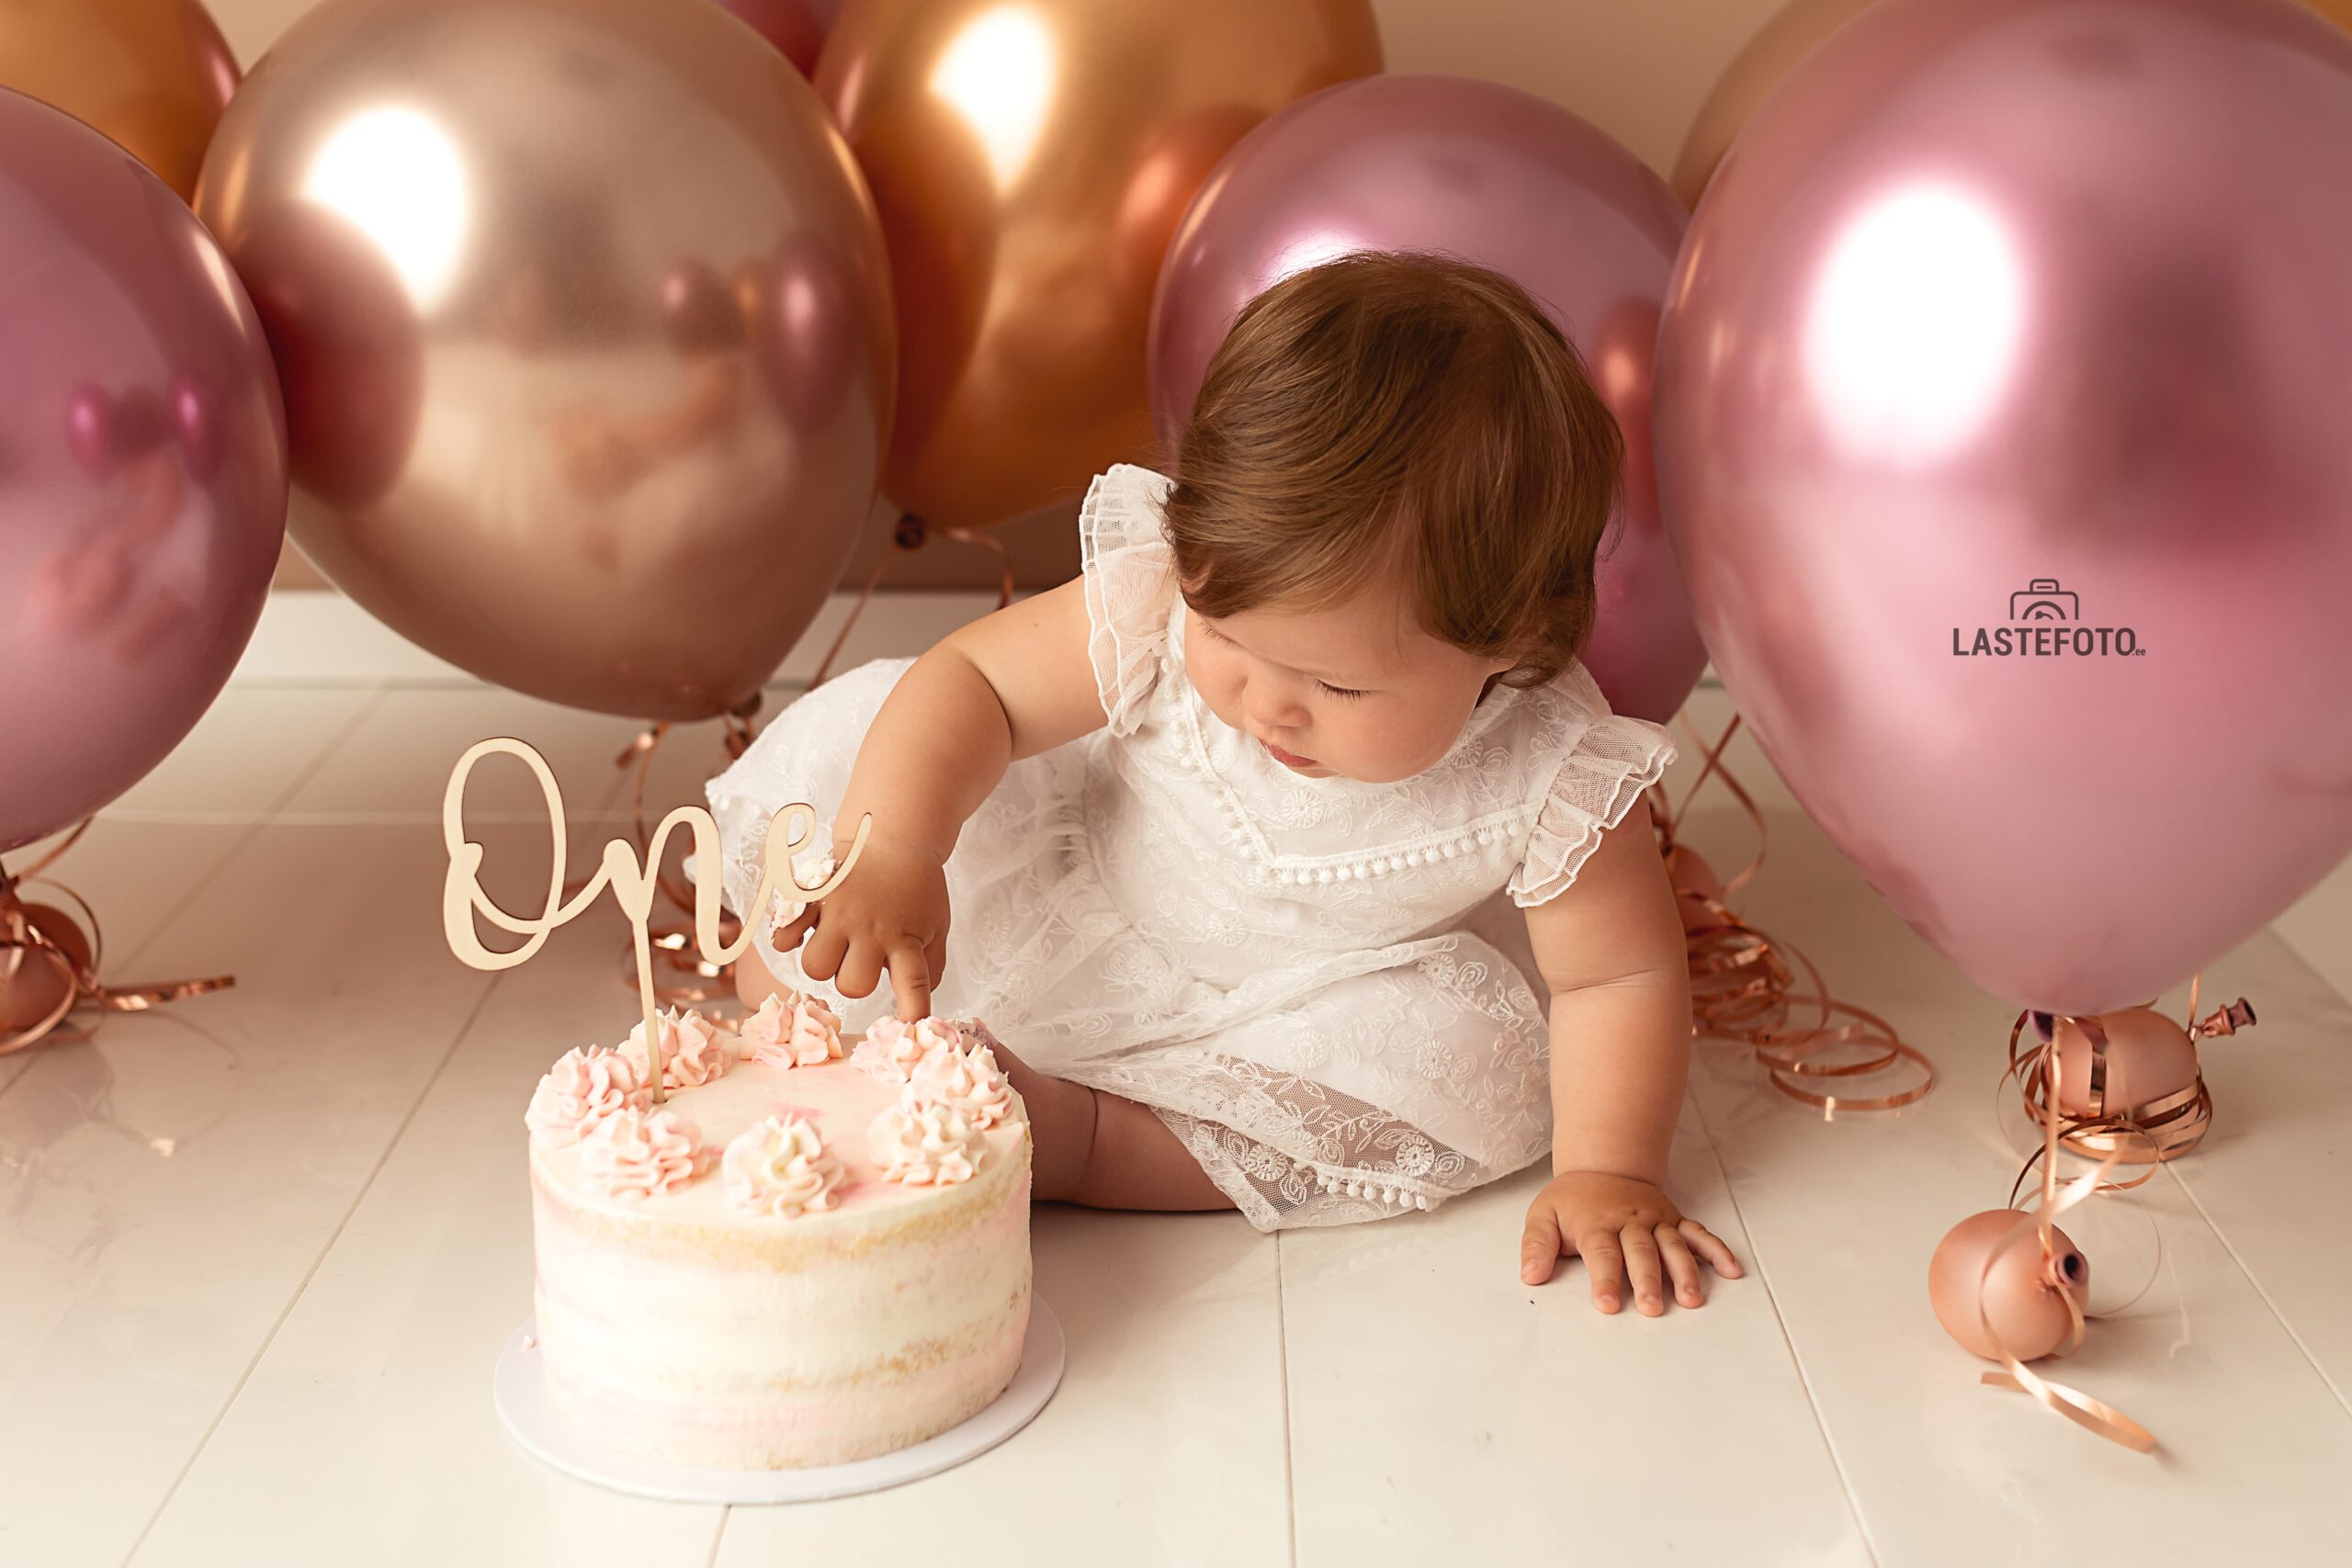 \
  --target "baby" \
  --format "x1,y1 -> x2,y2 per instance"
711,251 -> 1741,1315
